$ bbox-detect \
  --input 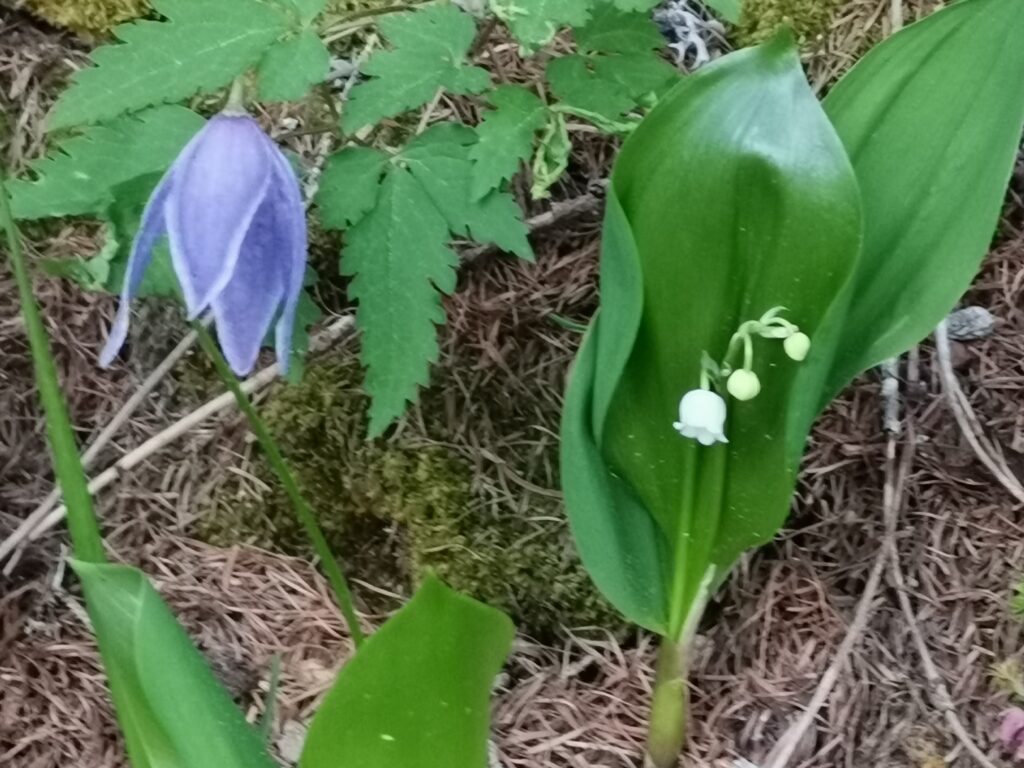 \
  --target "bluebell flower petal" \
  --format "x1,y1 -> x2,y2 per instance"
165,115 -> 274,317
268,147 -> 307,376
98,170 -> 175,368
211,197 -> 287,375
